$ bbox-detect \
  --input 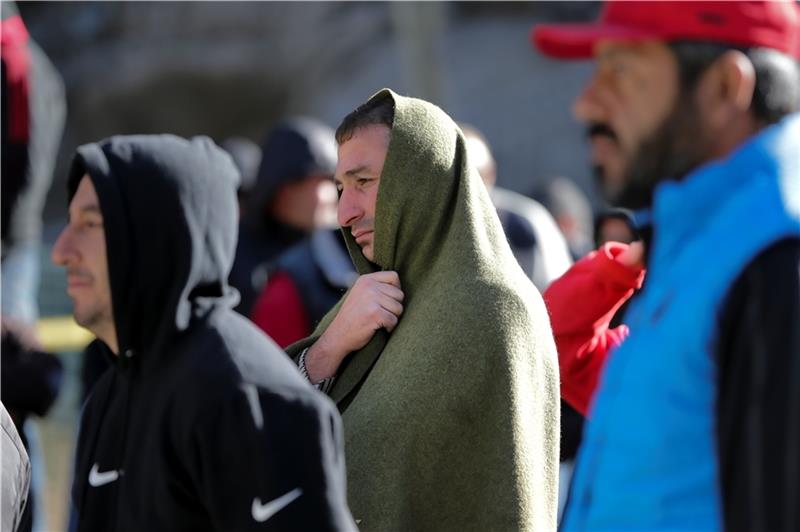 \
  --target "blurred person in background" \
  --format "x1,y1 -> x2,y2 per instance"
542,240 -> 645,525
1,1 -> 65,323
248,122 -> 357,349
230,117 -> 339,316
535,176 -> 595,260
1,401 -> 31,532
592,208 -> 642,329
460,123 -> 572,291
52,135 -> 354,531
250,227 -> 356,349
546,209 -> 643,378
545,138 -> 640,528
2,4 -> 66,531
544,241 -> 645,418
220,136 -> 262,220
0,317 -> 62,532
593,207 -> 637,247
533,0 -> 800,529
549,209 -> 641,523
288,89 -> 560,531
